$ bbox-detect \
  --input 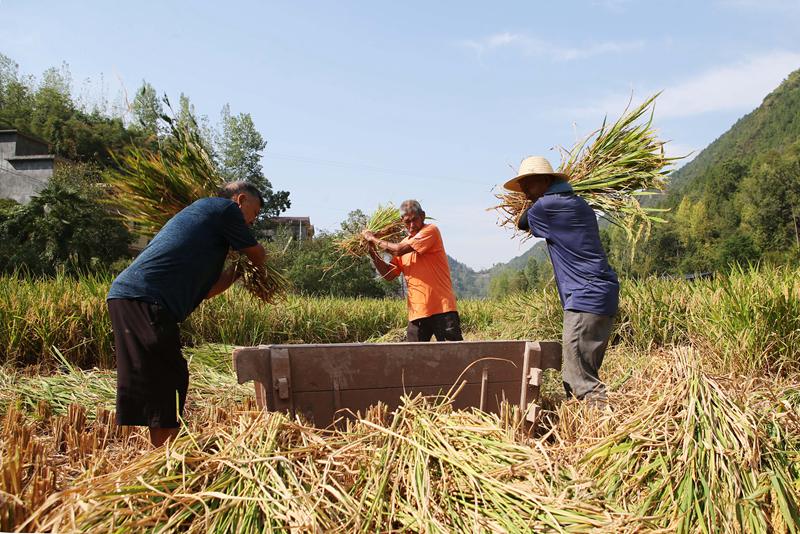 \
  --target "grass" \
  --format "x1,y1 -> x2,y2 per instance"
1,264 -> 799,374
1,263 -> 799,530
